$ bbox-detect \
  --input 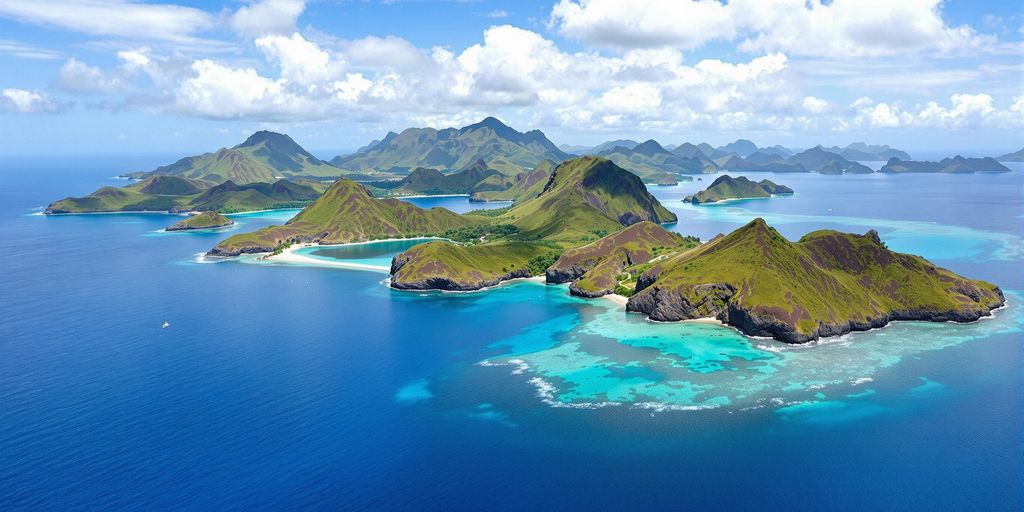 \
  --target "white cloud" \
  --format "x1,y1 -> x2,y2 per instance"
850,93 -> 1022,129
551,0 -> 733,50
1,88 -> 60,113
483,10 -> 509,19
0,0 -> 216,44
802,96 -> 828,113
255,33 -> 333,85
551,0 -> 994,58
57,58 -> 124,93
230,0 -> 306,39
0,38 -> 59,59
